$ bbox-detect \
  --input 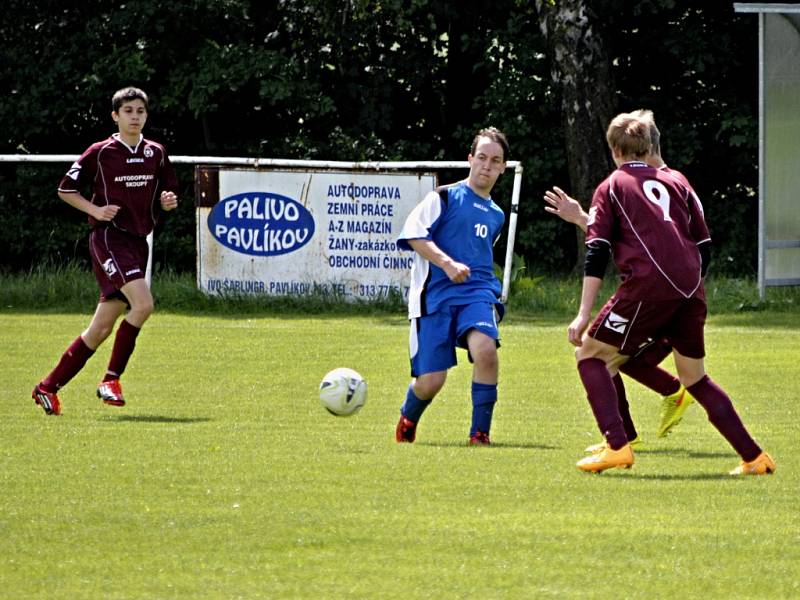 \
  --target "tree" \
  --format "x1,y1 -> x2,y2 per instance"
534,0 -> 616,268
